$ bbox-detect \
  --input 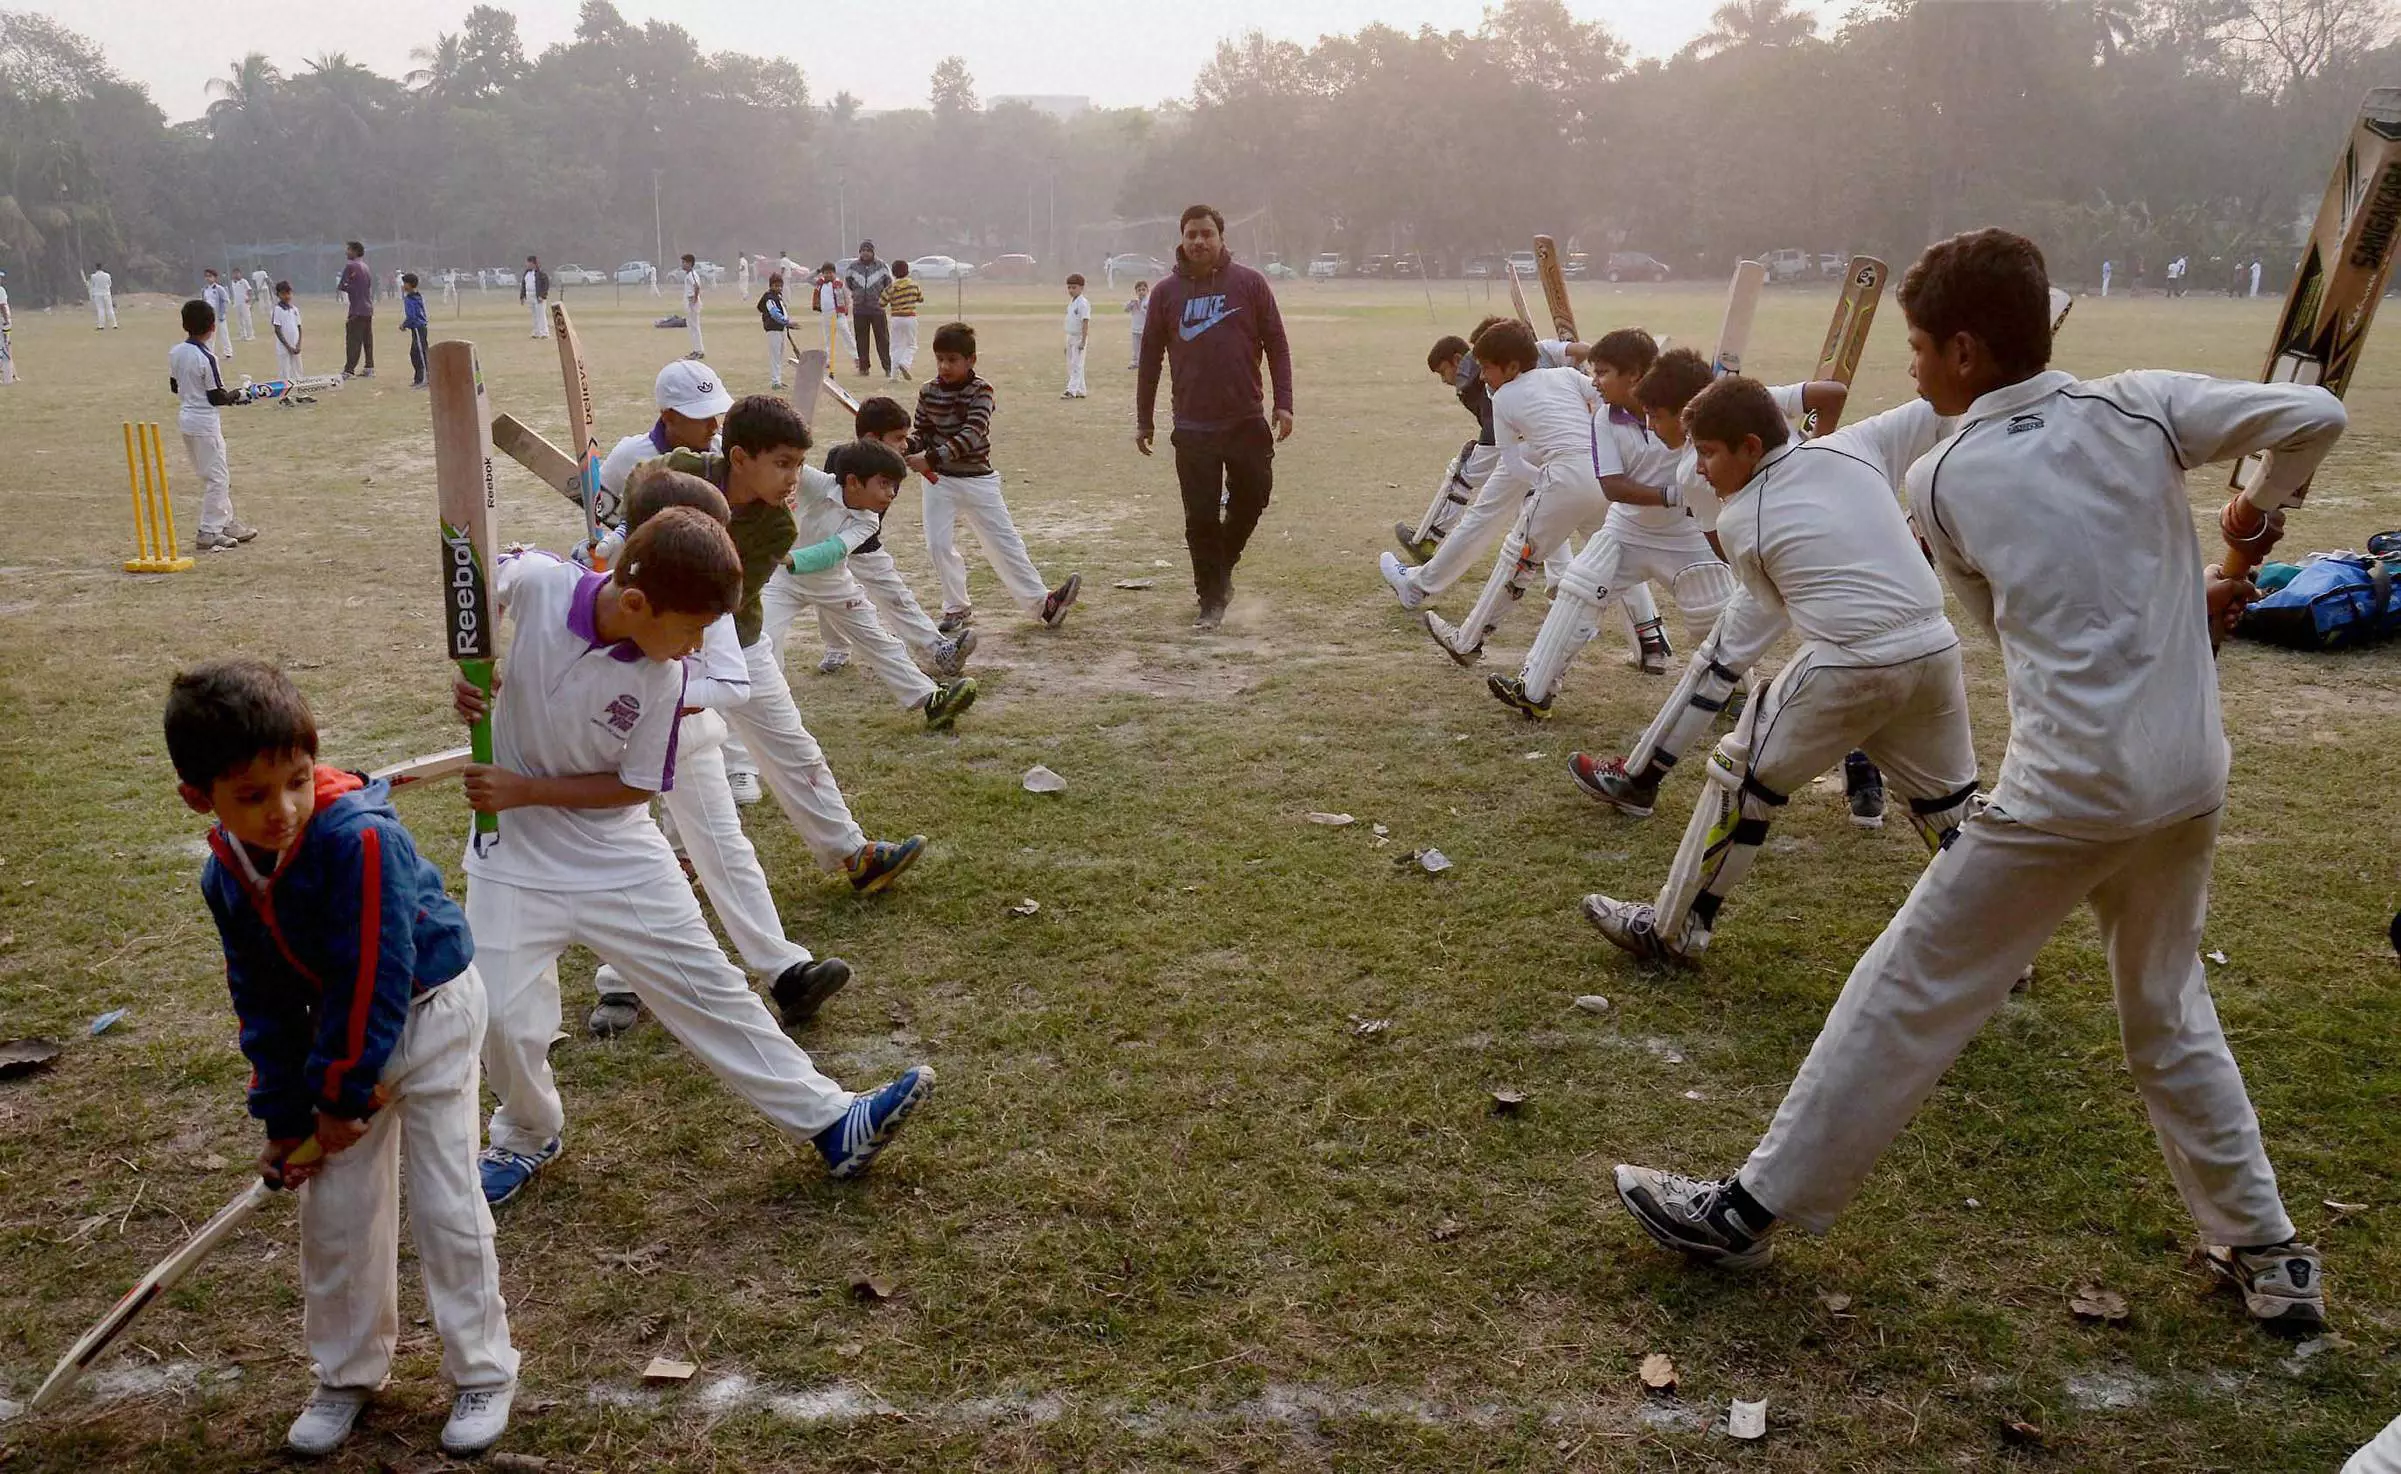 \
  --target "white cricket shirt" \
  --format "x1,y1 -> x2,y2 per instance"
463,553 -> 687,892
1910,369 -> 2346,839
1065,295 -> 1091,340
1491,367 -> 1599,478
599,428 -> 669,501
1596,408 -> 1708,552
168,341 -> 223,432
